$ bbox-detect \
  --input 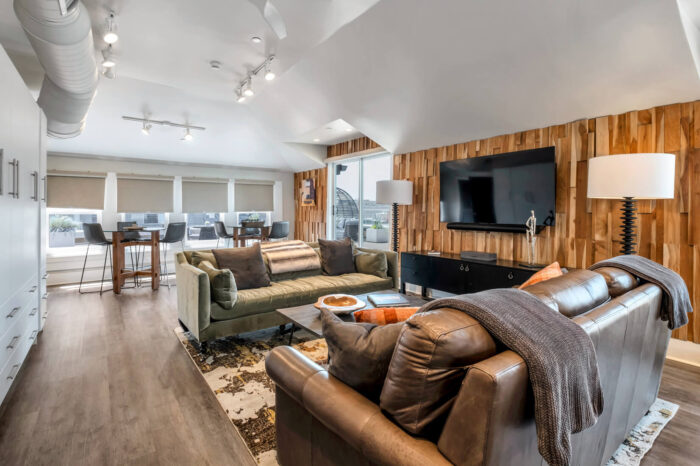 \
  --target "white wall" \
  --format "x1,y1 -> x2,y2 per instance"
47,152 -> 296,285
